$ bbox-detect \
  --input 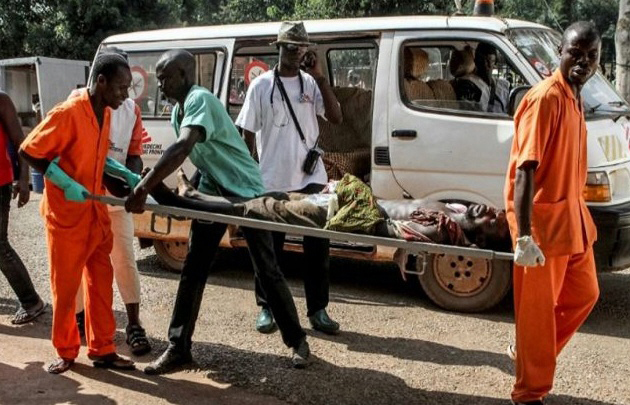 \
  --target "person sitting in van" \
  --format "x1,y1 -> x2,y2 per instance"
347,70 -> 364,88
449,46 -> 489,111
474,42 -> 510,113
235,21 -> 343,337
